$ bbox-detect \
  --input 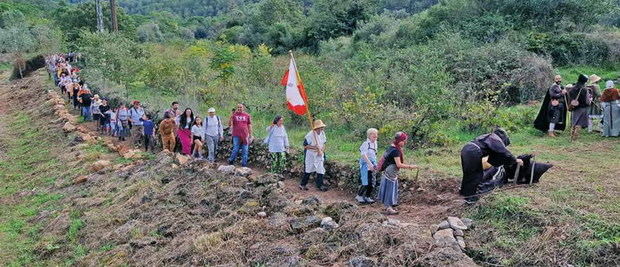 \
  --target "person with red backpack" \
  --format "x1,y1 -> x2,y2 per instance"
377,132 -> 419,215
